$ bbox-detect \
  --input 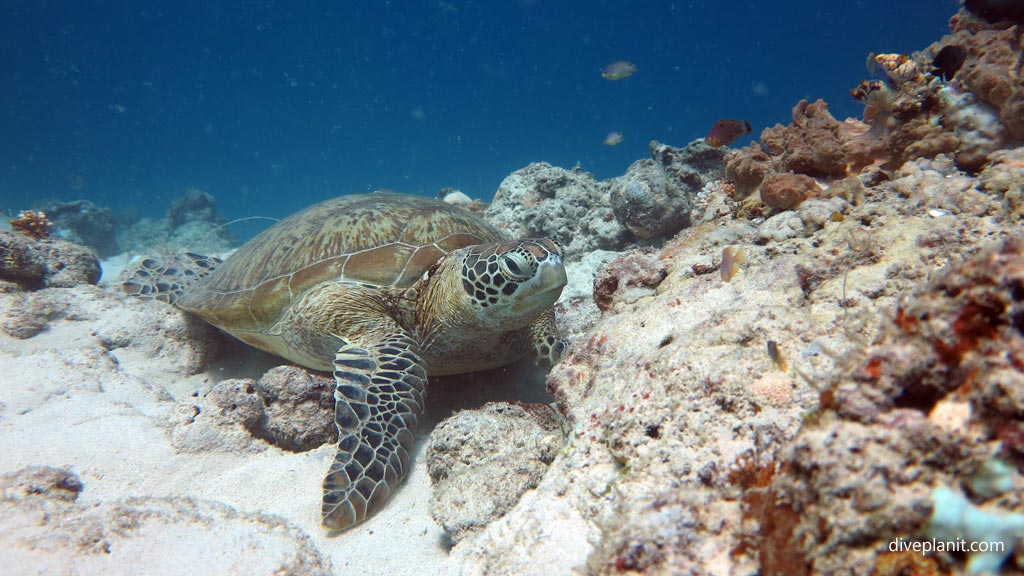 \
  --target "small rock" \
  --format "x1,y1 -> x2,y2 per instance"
170,378 -> 268,453
610,165 -> 686,239
427,402 -> 566,542
252,366 -> 335,452
0,231 -> 100,291
170,367 -> 336,454
0,466 -> 84,503
441,189 -> 473,207
593,249 -> 668,312
610,140 -> 721,240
